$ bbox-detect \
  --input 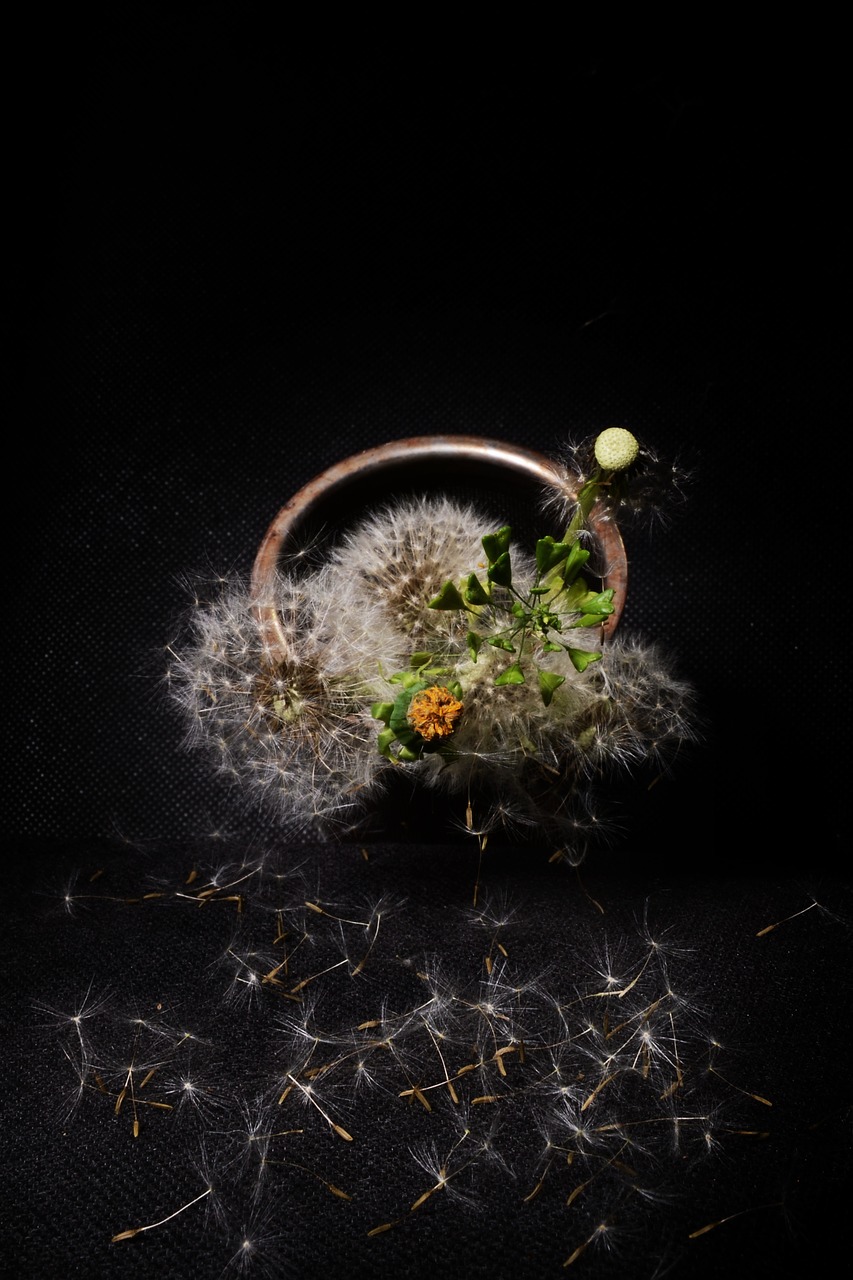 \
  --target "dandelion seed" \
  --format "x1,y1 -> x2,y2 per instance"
221,1212 -> 283,1278
756,896 -> 827,936
707,1067 -> 772,1108
689,1200 -> 782,1238
111,1187 -> 212,1242
580,1072 -> 620,1111
284,1073 -> 353,1140
563,1220 -> 614,1267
